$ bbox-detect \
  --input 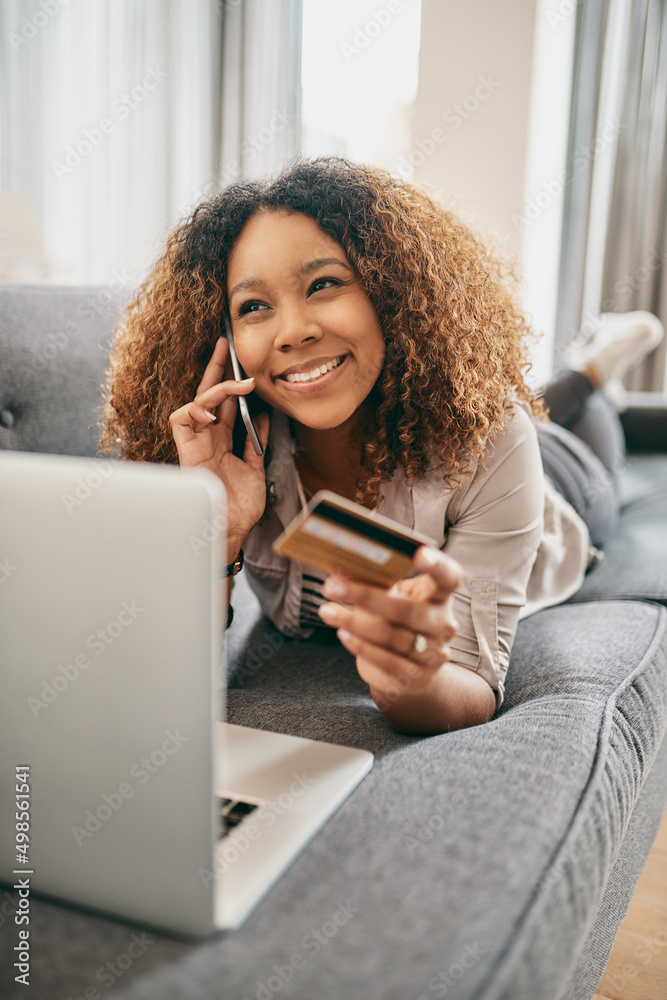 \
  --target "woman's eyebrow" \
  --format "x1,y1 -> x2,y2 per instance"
229,257 -> 352,301
296,257 -> 352,277
228,276 -> 262,301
